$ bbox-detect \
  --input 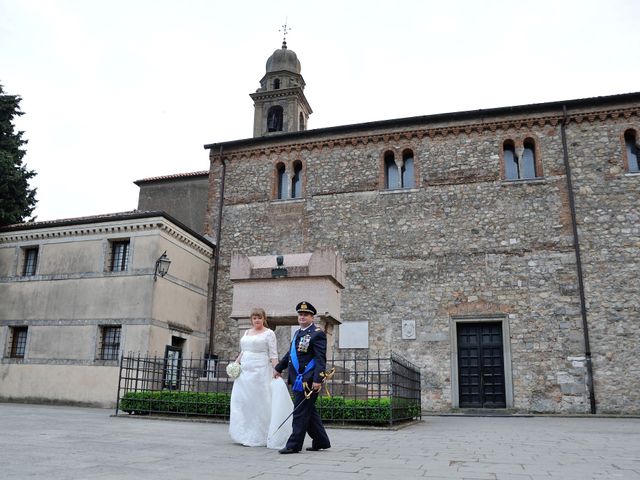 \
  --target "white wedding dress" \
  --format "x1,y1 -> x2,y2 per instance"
229,329 -> 293,449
